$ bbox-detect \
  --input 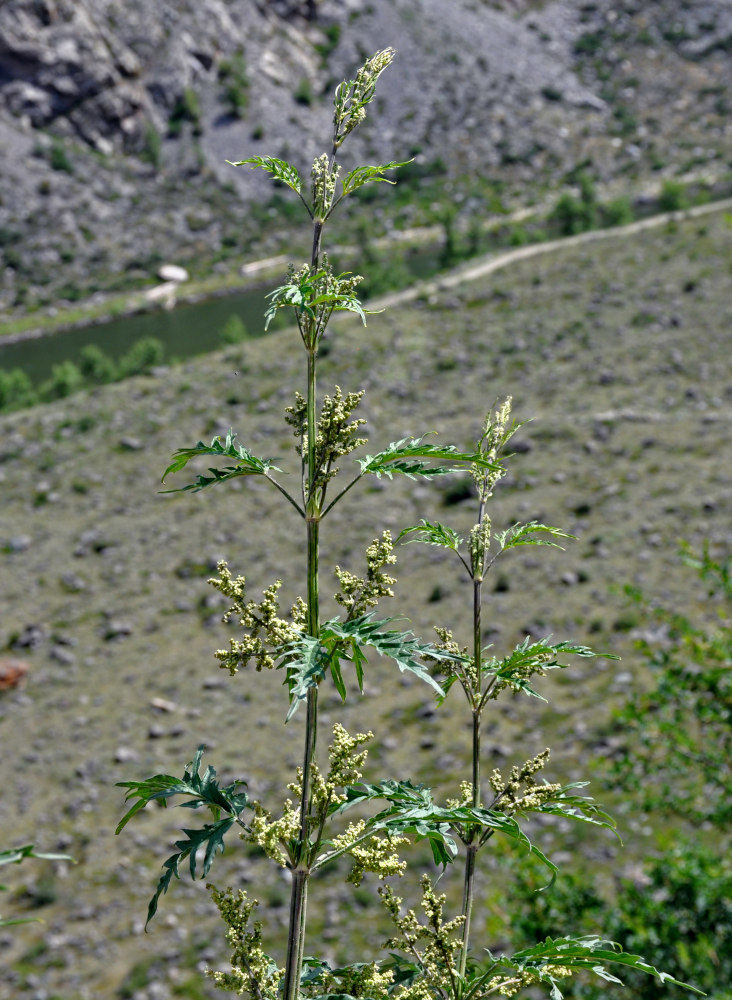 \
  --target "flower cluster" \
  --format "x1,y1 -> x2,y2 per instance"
287,384 -> 368,499
469,517 -> 492,578
304,961 -> 394,1000
489,749 -> 562,814
483,965 -> 574,997
207,885 -> 283,999
311,153 -> 340,220
210,562 -> 303,674
248,798 -> 300,868
471,397 -> 515,502
335,530 -> 397,618
333,48 -> 396,146
381,877 -> 465,1000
